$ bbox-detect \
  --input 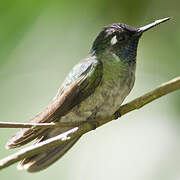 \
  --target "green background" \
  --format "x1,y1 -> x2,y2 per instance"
0,0 -> 180,179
